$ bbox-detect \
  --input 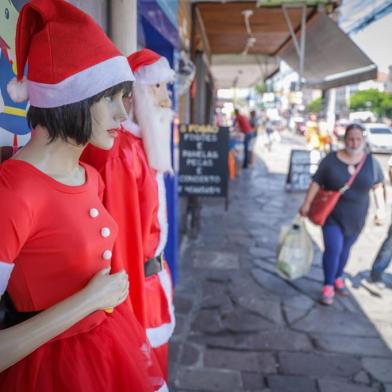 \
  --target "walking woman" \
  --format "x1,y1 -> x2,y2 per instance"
0,1 -> 166,391
300,123 -> 384,305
